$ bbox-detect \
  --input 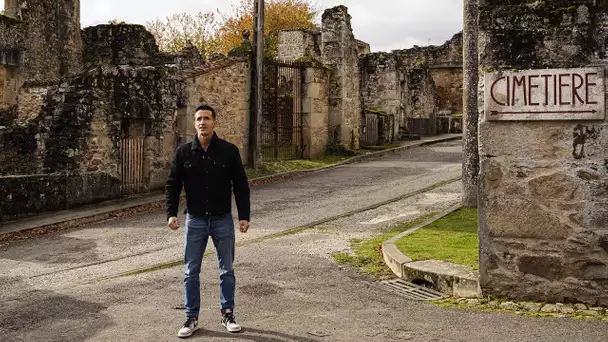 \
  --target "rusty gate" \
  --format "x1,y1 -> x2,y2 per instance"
362,111 -> 395,146
363,113 -> 379,146
261,59 -> 305,161
120,137 -> 145,195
